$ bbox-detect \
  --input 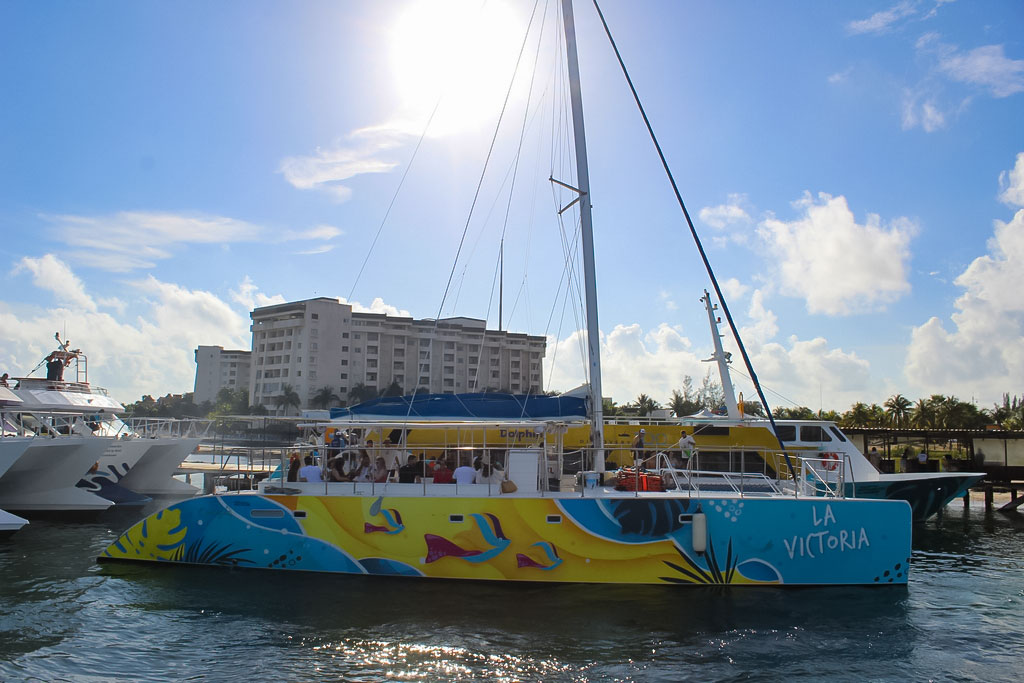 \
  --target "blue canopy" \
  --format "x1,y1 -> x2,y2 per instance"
329,393 -> 587,421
